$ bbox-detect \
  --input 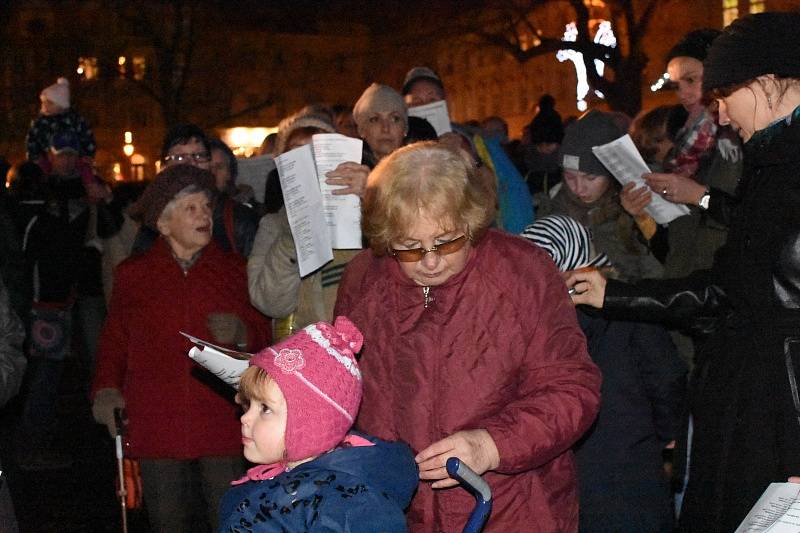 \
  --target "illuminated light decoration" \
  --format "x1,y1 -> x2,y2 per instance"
220,127 -> 277,157
118,56 -> 126,66
123,144 -> 135,157
113,162 -> 123,181
124,131 -> 133,144
650,72 -> 670,92
556,20 -> 617,111
77,67 -> 84,75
